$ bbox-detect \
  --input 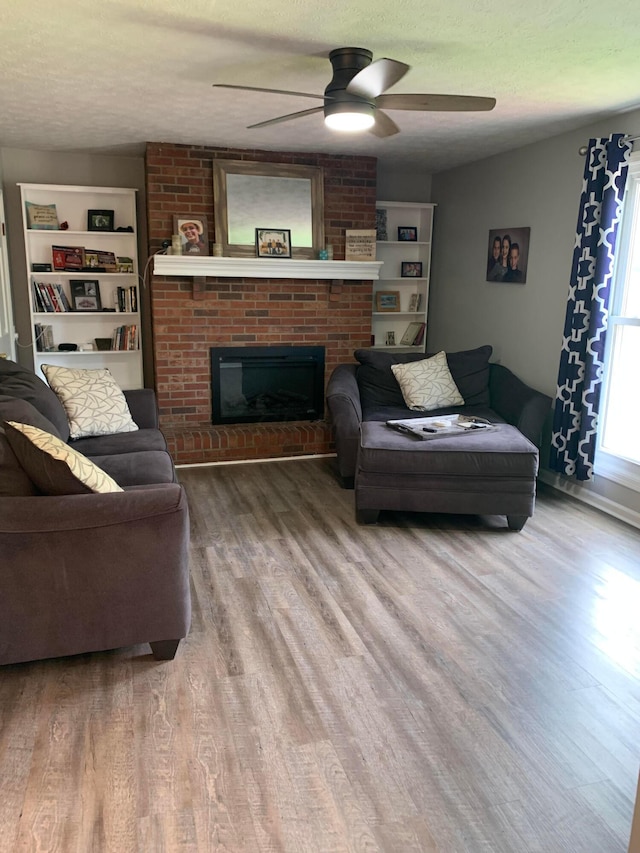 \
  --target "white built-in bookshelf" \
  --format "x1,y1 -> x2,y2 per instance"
18,183 -> 142,389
